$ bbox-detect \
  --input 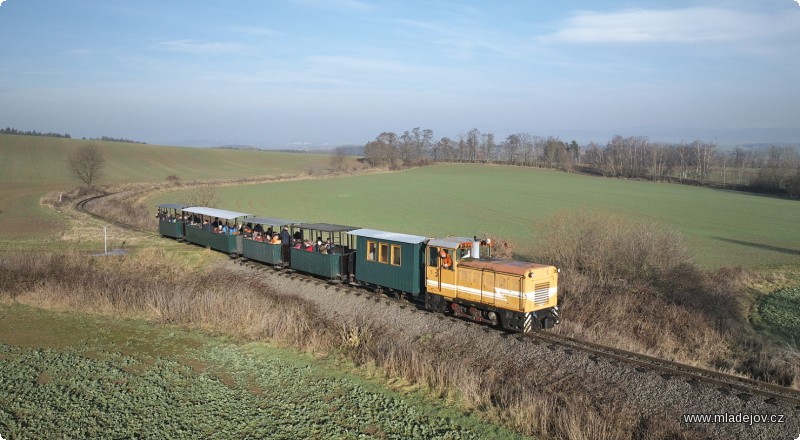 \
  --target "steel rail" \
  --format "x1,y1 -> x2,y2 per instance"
526,330 -> 800,409
75,193 -> 156,235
